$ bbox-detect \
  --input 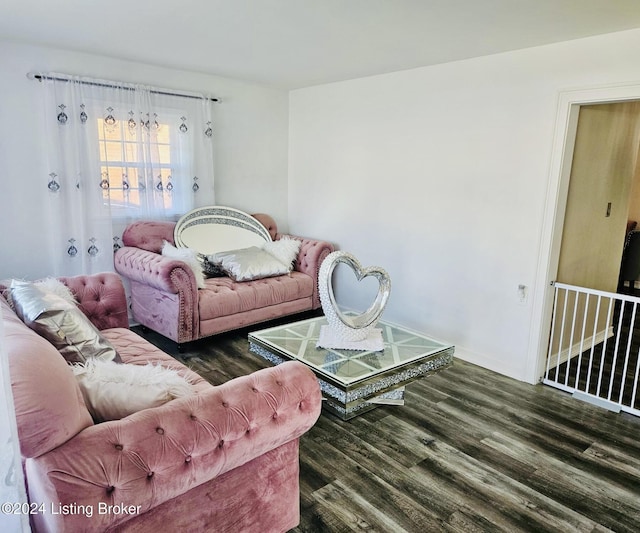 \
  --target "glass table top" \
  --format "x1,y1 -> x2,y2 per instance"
248,316 -> 453,385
